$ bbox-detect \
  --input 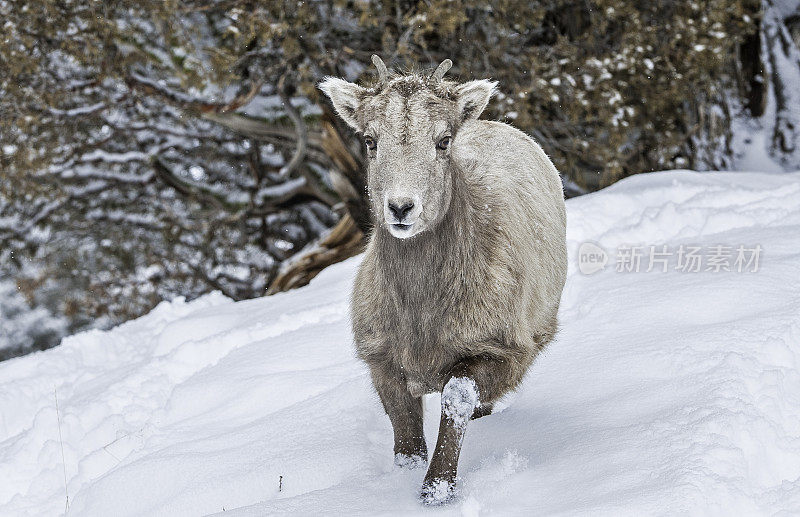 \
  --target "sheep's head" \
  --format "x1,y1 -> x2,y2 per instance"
320,56 -> 496,239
